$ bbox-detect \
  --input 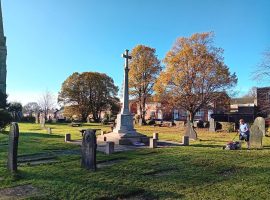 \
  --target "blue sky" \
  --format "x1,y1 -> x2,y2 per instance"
2,0 -> 270,105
